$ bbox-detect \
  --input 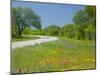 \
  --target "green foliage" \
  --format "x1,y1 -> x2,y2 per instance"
85,24 -> 96,40
22,27 -> 33,35
62,24 -> 75,38
73,10 -> 88,25
72,6 -> 96,40
43,25 -> 61,36
12,7 -> 41,37
73,6 -> 96,25
32,29 -> 41,35
85,6 -> 96,25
